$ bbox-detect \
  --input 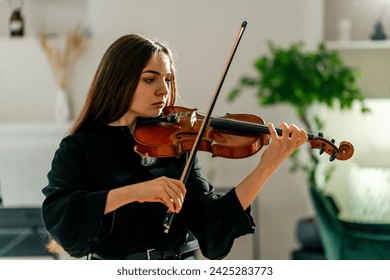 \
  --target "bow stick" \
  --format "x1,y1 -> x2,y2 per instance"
163,21 -> 248,233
